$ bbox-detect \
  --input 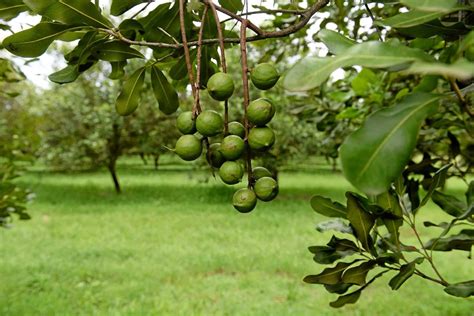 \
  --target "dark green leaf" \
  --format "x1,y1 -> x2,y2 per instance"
96,41 -> 144,62
284,41 -> 432,91
397,20 -> 470,39
0,0 -> 28,21
309,236 -> 359,264
308,246 -> 344,264
111,0 -> 147,16
115,67 -> 147,116
310,195 -> 347,218
329,290 -> 361,308
170,50 -> 197,80
324,283 -> 352,294
389,260 -> 417,290
425,230 -> 474,252
304,260 -> 360,285
466,181 -> 473,208
109,61 -> 127,80
2,23 -> 84,58
342,261 -> 376,286
317,29 -> 356,55
444,280 -> 474,298
151,65 -> 179,115
432,191 -> 466,217
346,193 -> 375,251
119,19 -> 145,40
48,65 -> 80,84
419,164 -> 450,207
376,191 -> 403,217
24,0 -> 113,28
423,221 -> 449,228
218,0 -> 244,13
340,93 -> 440,195
379,10 -> 452,28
